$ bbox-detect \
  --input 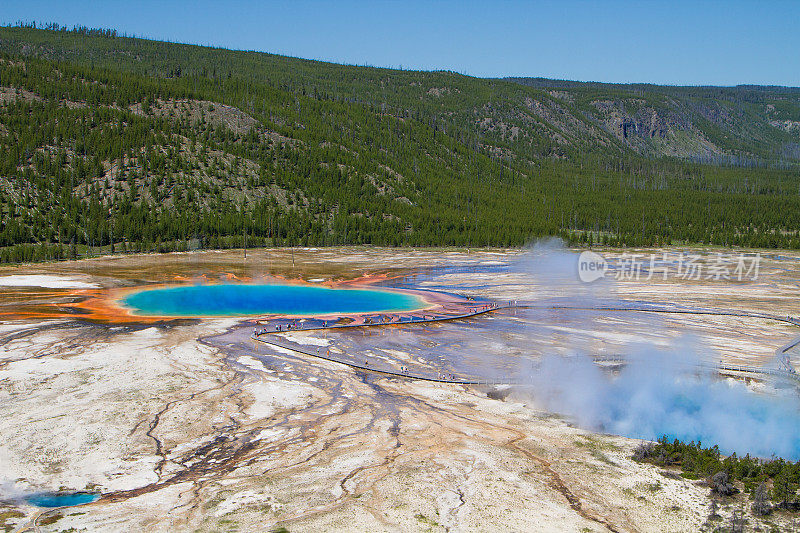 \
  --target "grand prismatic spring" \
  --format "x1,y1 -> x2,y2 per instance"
120,283 -> 429,317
